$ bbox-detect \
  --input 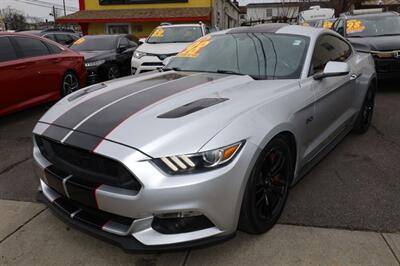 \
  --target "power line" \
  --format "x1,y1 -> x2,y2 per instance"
14,0 -> 78,12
